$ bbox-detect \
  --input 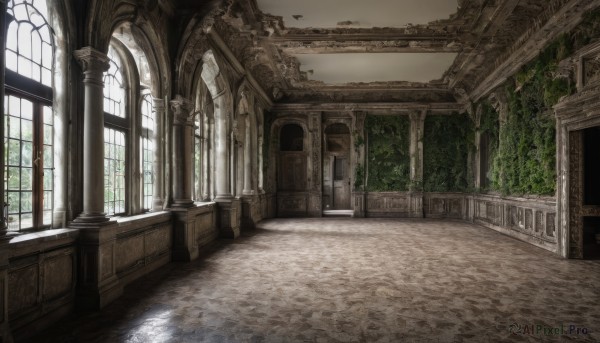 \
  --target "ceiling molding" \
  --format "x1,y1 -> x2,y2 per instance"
271,102 -> 464,114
